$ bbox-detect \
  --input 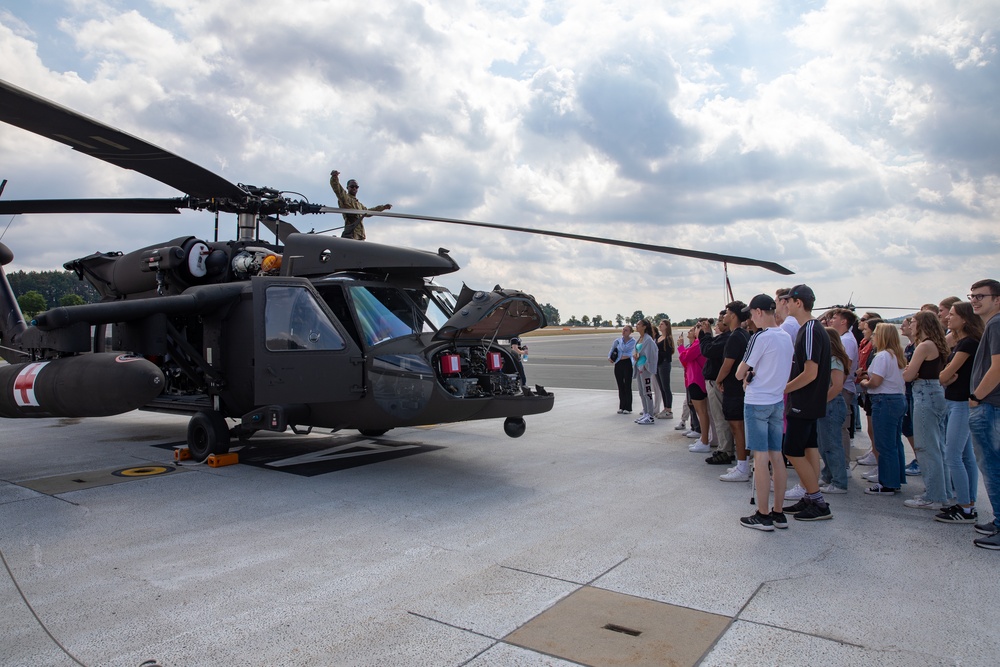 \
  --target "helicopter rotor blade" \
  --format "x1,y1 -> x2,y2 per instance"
259,216 -> 300,243
816,304 -> 920,311
0,198 -> 187,215
321,207 -> 794,275
0,79 -> 246,200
